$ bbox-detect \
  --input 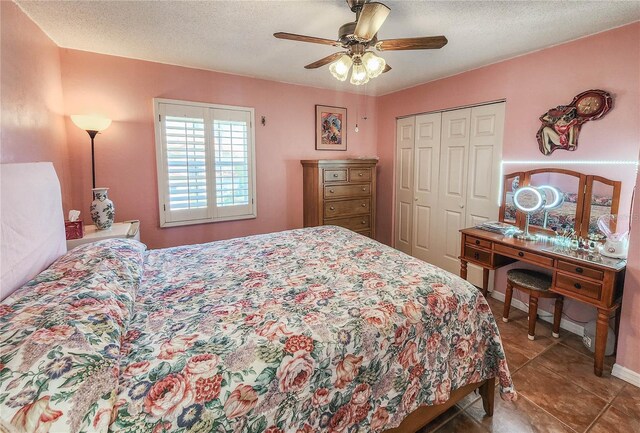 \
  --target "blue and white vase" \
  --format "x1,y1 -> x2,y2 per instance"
90,188 -> 115,230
